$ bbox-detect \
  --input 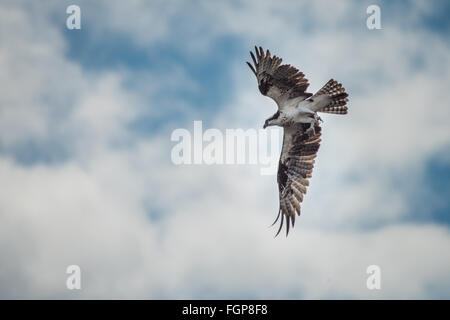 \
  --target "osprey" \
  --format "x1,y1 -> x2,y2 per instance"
247,46 -> 349,237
